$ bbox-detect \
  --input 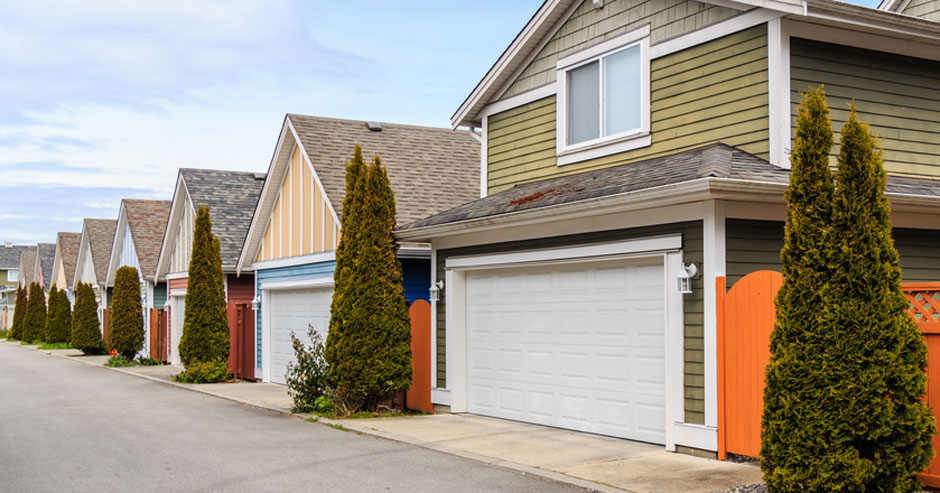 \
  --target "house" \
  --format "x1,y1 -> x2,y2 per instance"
236,114 -> 479,385
34,243 -> 56,294
50,232 -> 81,302
17,248 -> 37,290
104,199 -> 171,358
154,169 -> 265,369
393,0 -> 940,455
0,244 -> 35,328
72,218 -> 117,328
